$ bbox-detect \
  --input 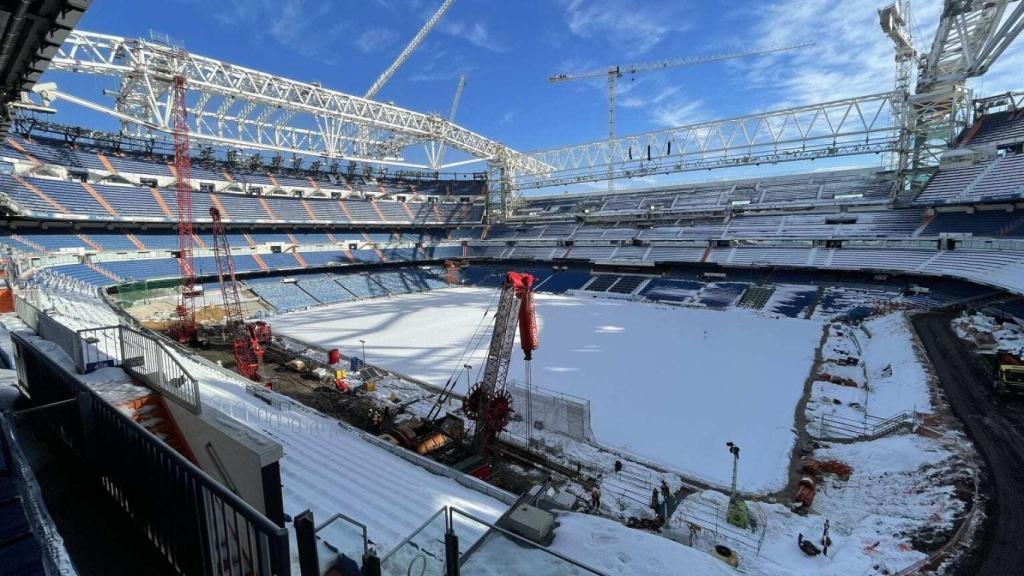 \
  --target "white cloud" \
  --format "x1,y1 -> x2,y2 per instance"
651,99 -> 707,128
440,20 -> 509,53
559,0 -> 693,57
211,0 -> 350,65
354,28 -> 401,54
